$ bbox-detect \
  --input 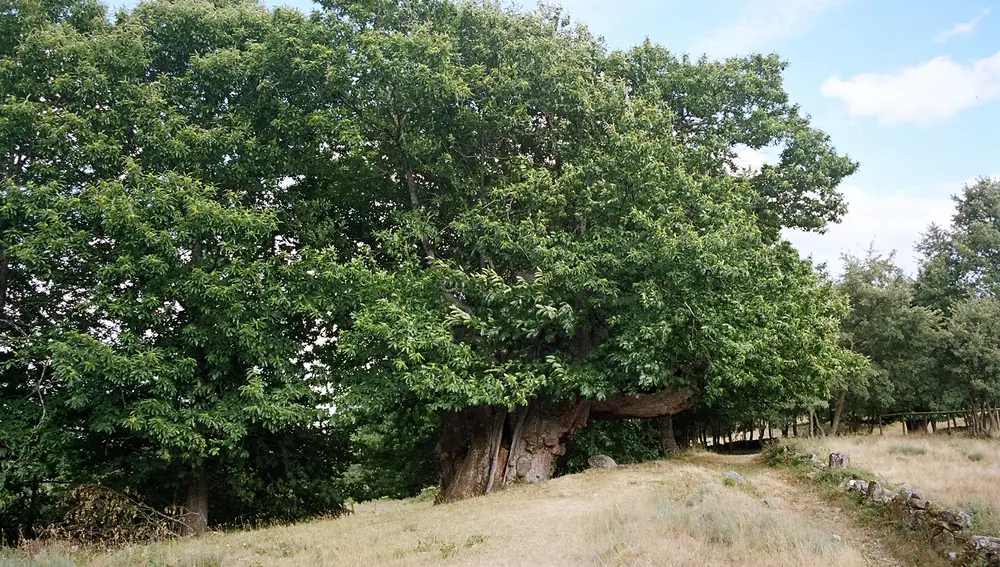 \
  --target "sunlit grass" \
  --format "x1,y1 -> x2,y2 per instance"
6,457 -> 871,567
796,427 -> 1000,536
